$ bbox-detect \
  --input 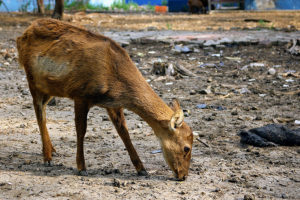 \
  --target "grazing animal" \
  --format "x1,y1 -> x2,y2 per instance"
188,0 -> 208,14
16,19 -> 193,180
